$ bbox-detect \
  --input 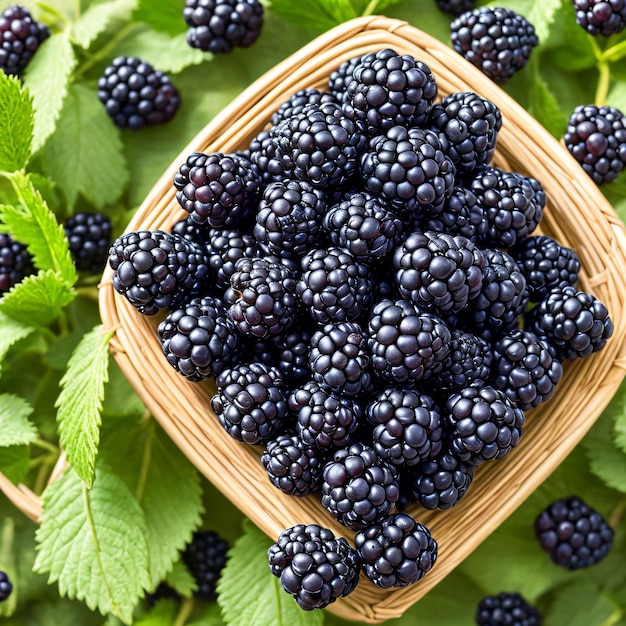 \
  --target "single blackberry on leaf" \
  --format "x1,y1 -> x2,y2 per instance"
182,530 -> 229,600
0,232 -> 33,294
476,592 -> 541,626
573,0 -> 626,36
0,571 -> 12,602
64,212 -> 113,274
0,5 -> 49,76
271,88 -> 337,126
